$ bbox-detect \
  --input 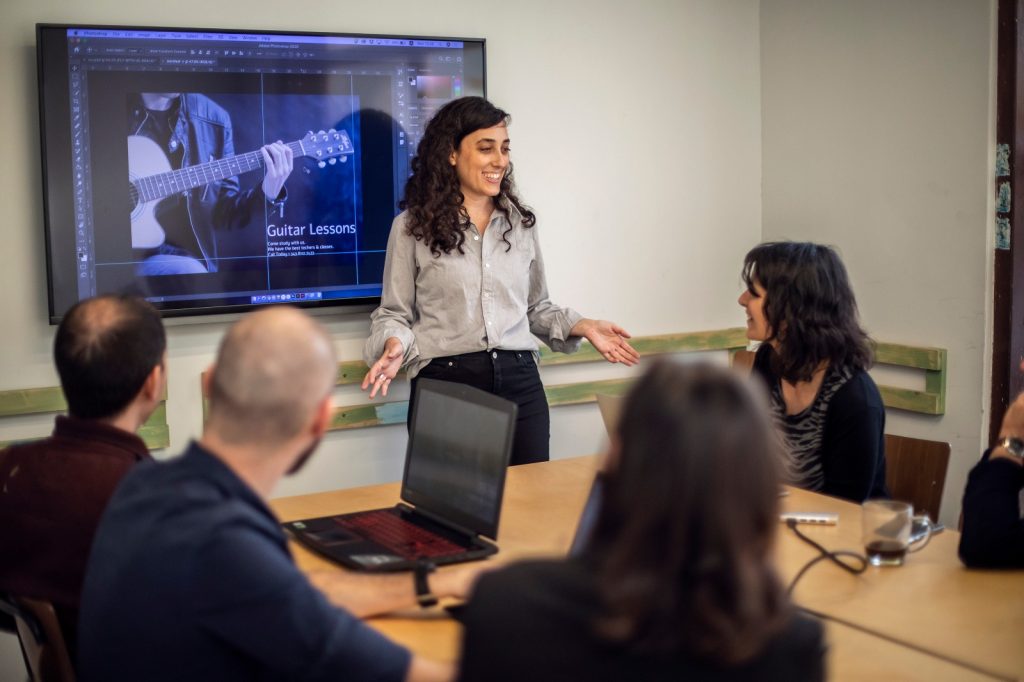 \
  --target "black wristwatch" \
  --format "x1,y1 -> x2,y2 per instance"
413,560 -> 438,608
998,436 -> 1024,461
